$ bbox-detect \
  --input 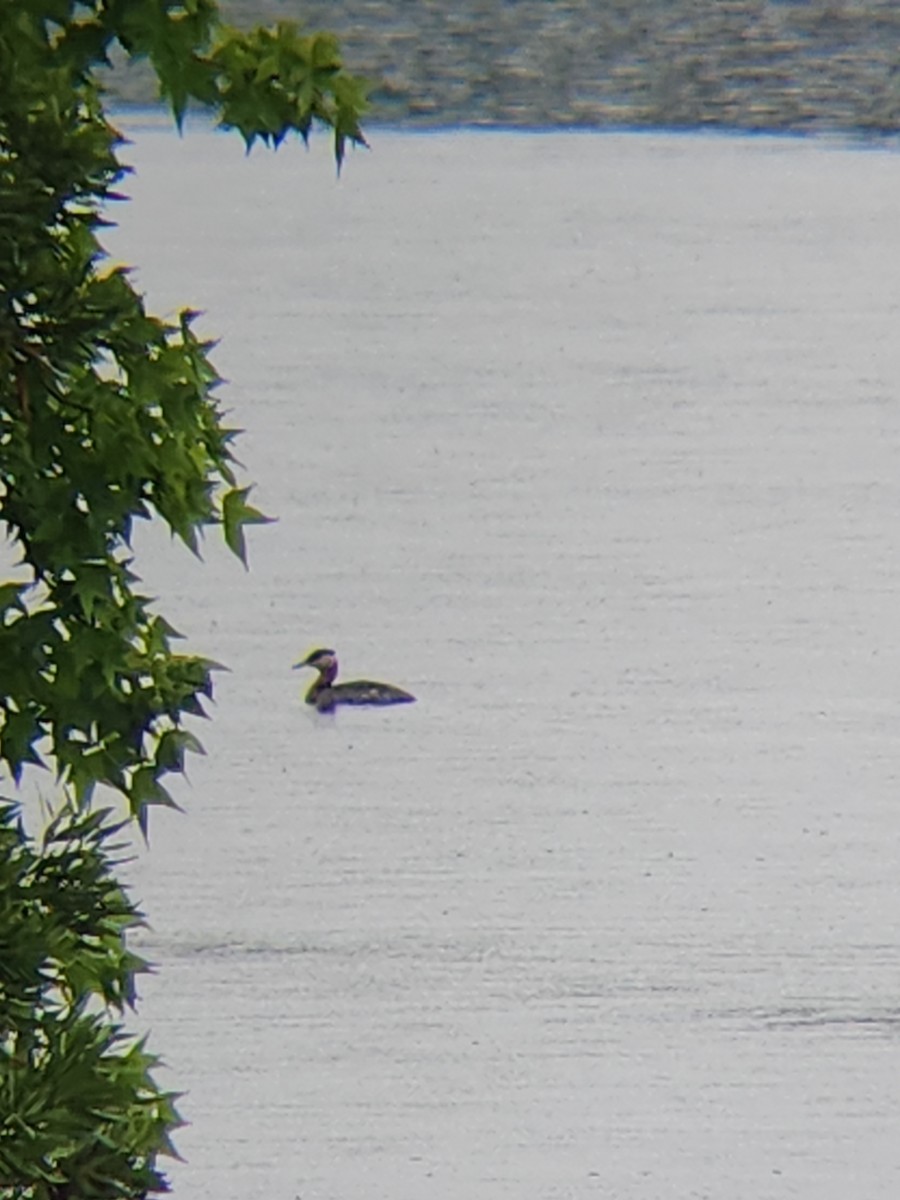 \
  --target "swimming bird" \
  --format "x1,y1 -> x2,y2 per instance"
293,648 -> 416,713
